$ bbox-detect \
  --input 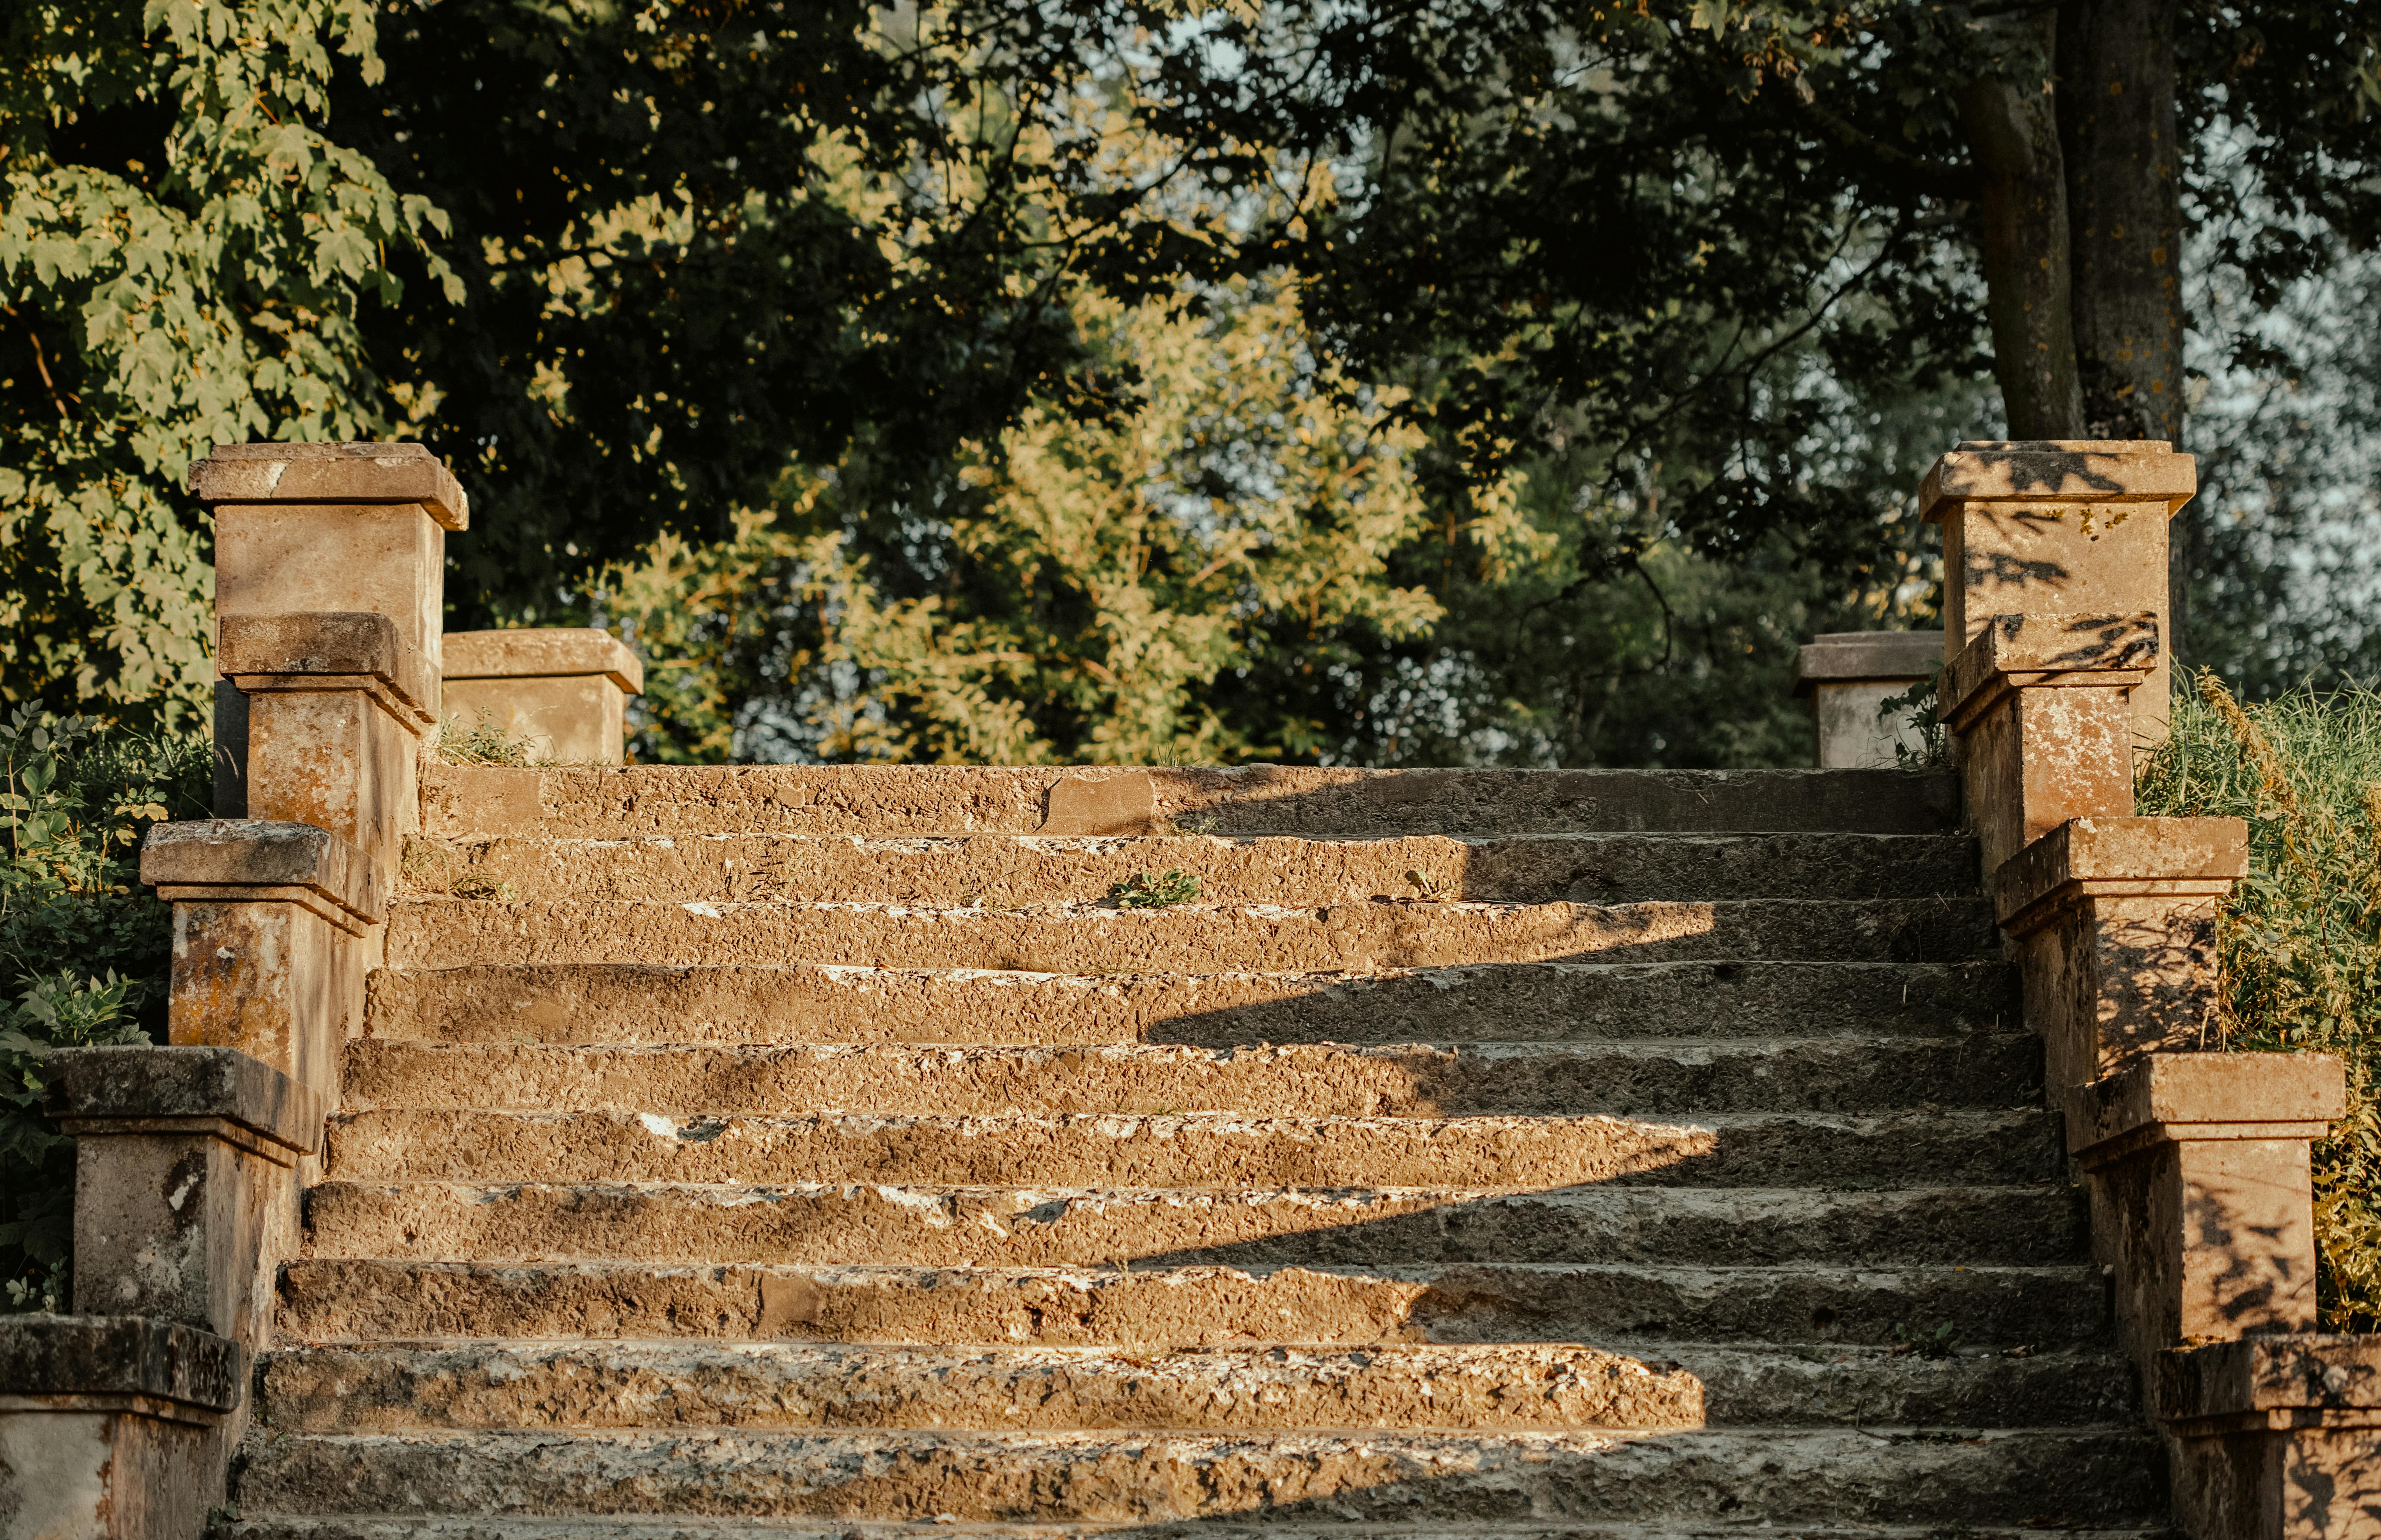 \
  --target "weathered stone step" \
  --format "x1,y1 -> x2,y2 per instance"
325,1101 -> 2053,1195
277,1257 -> 2103,1351
337,1036 -> 2041,1119
222,1521 -> 2174,1540
254,1341 -> 1701,1434
229,1425 -> 2162,1526
423,763 -> 1963,840
302,1174 -> 2076,1272
366,960 -> 2022,1046
253,1340 -> 2131,1436
385,898 -> 1999,972
400,831 -> 1979,907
